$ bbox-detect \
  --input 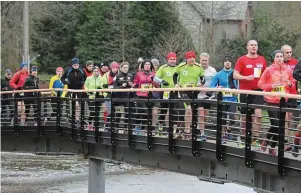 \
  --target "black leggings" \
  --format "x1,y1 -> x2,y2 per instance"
266,103 -> 286,148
